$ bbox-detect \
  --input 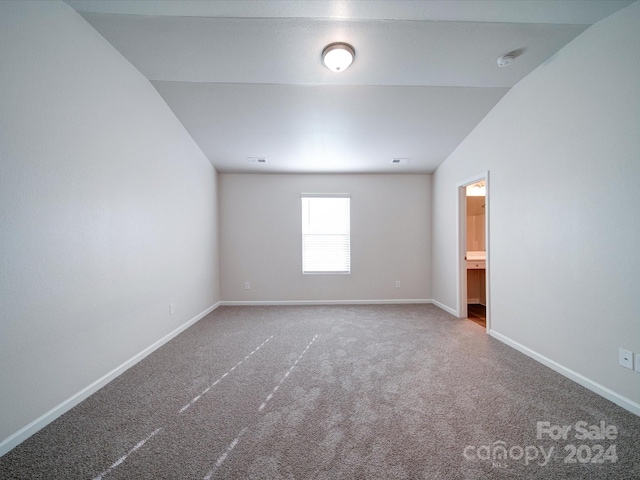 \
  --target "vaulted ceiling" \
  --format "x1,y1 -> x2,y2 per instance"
66,1 -> 633,173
